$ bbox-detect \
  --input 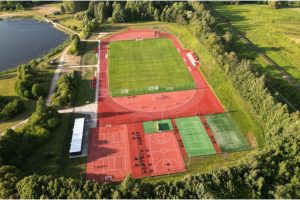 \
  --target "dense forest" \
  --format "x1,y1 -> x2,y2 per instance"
0,1 -> 299,199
